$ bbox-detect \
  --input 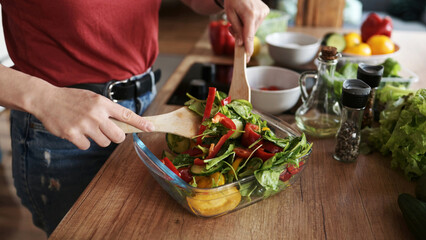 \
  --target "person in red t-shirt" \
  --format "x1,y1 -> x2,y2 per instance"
0,0 -> 269,235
